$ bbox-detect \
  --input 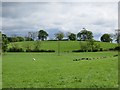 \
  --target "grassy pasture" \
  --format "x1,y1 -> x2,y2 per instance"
2,51 -> 118,88
0,54 -> 2,89
8,41 -> 118,52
